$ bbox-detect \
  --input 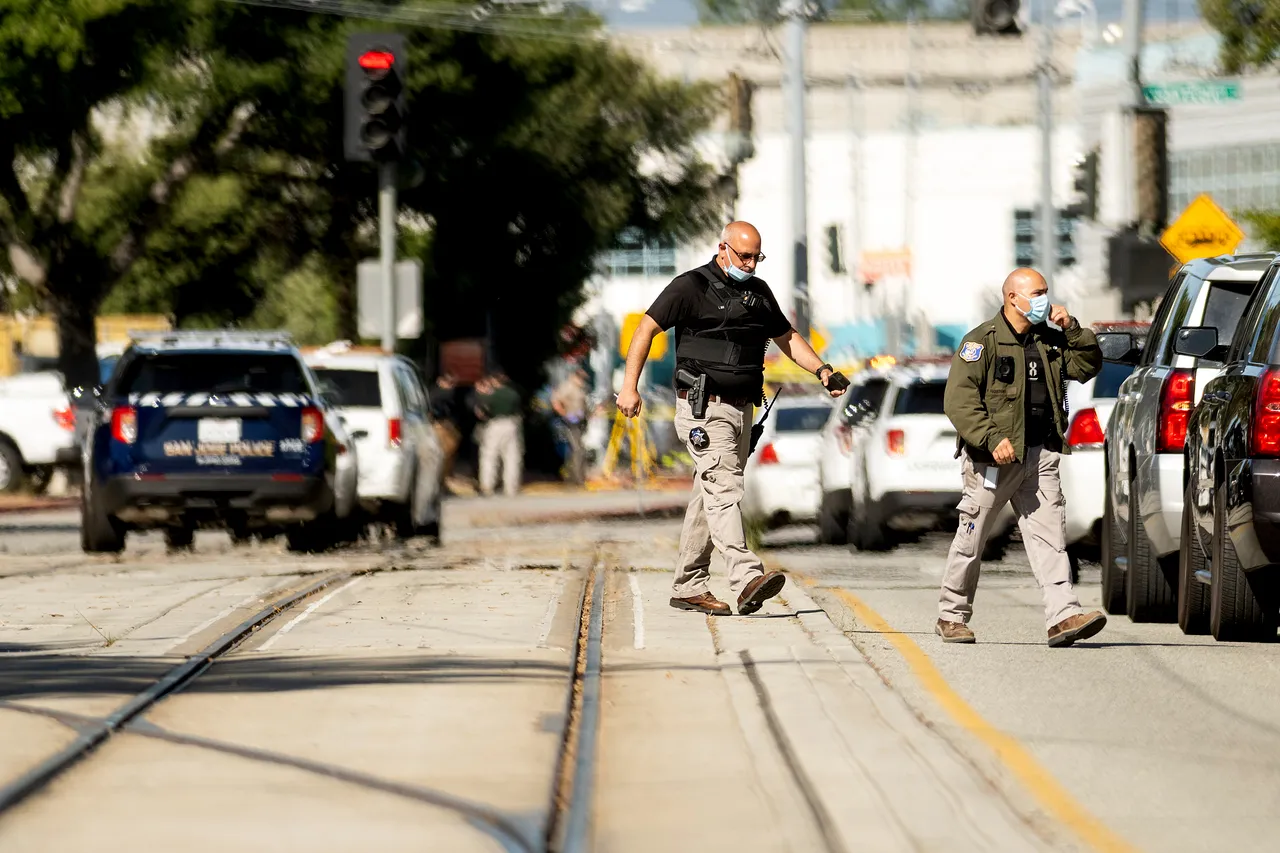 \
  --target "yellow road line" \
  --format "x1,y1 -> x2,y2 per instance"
824,584 -> 1141,853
